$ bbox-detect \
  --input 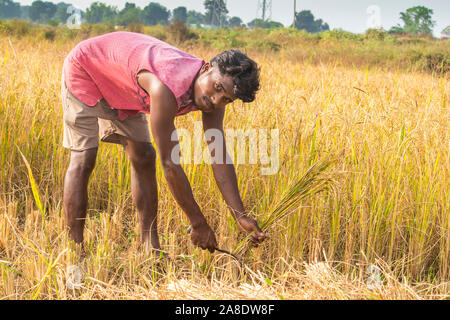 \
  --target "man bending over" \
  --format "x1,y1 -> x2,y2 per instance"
61,31 -> 266,255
